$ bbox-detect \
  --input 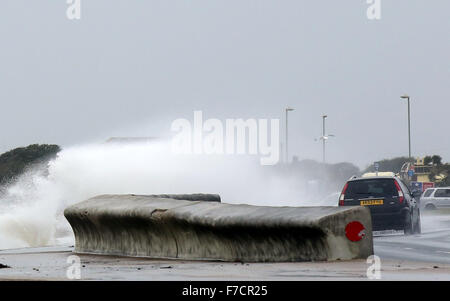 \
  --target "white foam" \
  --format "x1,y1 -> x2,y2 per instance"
0,141 -> 317,250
